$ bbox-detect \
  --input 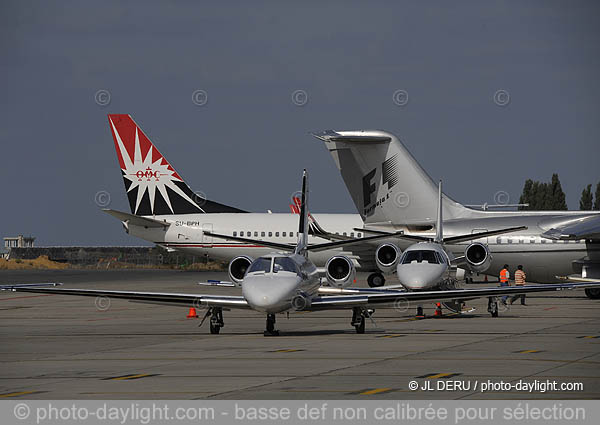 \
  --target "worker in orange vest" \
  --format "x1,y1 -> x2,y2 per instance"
499,264 -> 510,305
510,265 -> 527,305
